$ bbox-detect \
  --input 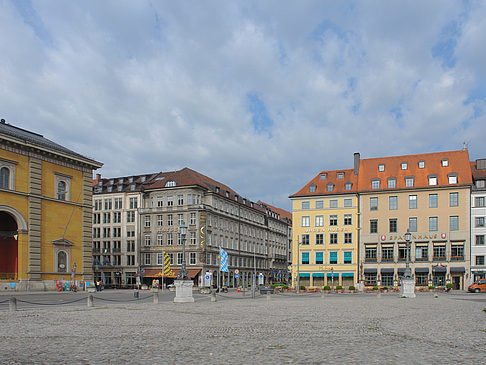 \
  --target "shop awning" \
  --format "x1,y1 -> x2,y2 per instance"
415,267 -> 429,273
397,268 -> 405,274
450,267 -> 465,273
300,273 -> 310,278
433,266 -> 446,273
312,273 -> 325,278
380,268 -> 394,273
143,269 -> 201,278
327,273 -> 339,278
364,268 -> 377,274
341,273 -> 354,277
